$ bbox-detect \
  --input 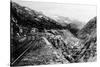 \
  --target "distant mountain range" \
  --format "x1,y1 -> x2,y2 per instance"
49,15 -> 86,36
50,16 -> 85,29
